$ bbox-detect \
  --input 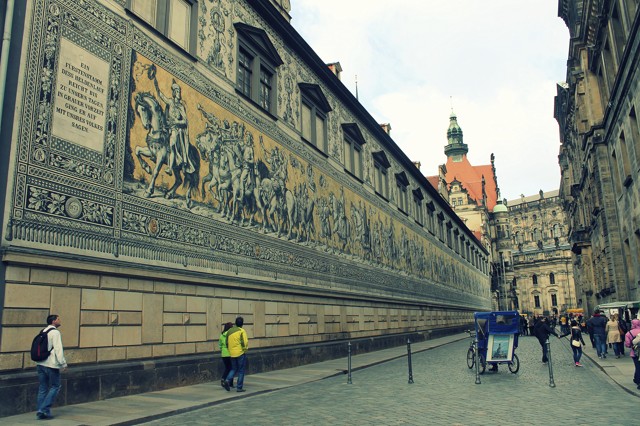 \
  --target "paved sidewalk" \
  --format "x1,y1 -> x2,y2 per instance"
1,334 -> 463,425
572,334 -> 639,396
2,332 -> 637,425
